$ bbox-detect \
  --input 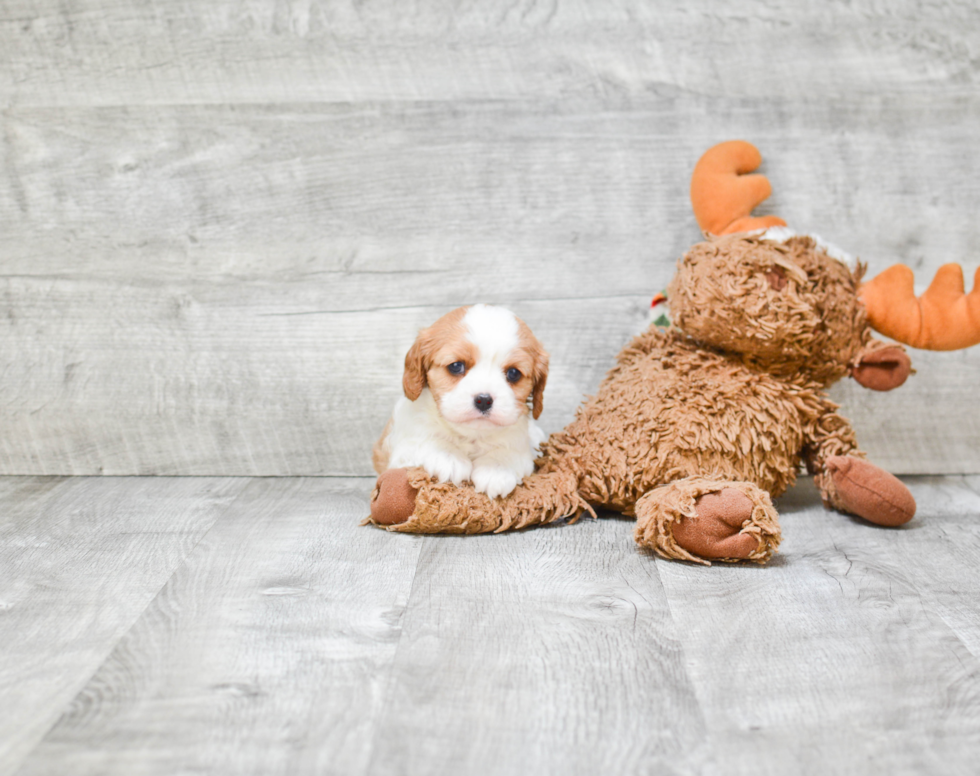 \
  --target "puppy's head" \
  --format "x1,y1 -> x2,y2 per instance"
403,305 -> 549,427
